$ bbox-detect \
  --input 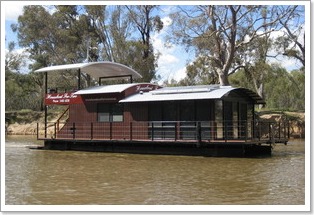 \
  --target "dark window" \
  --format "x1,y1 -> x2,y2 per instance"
98,103 -> 123,122
149,102 -> 162,121
196,100 -> 213,121
180,101 -> 195,121
163,102 -> 176,121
